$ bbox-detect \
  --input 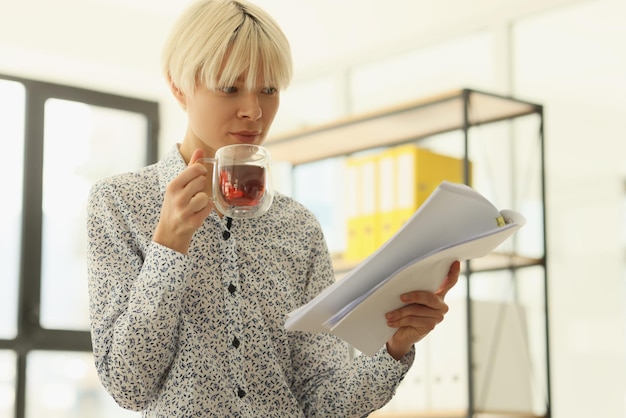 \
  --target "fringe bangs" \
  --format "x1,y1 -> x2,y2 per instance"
164,0 -> 292,95
212,14 -> 292,91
